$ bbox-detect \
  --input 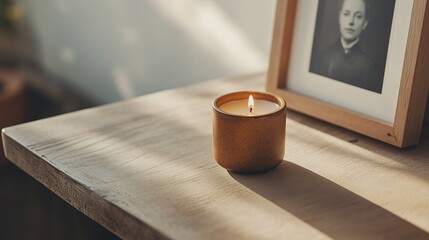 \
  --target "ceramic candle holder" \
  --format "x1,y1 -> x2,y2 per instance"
212,91 -> 287,174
